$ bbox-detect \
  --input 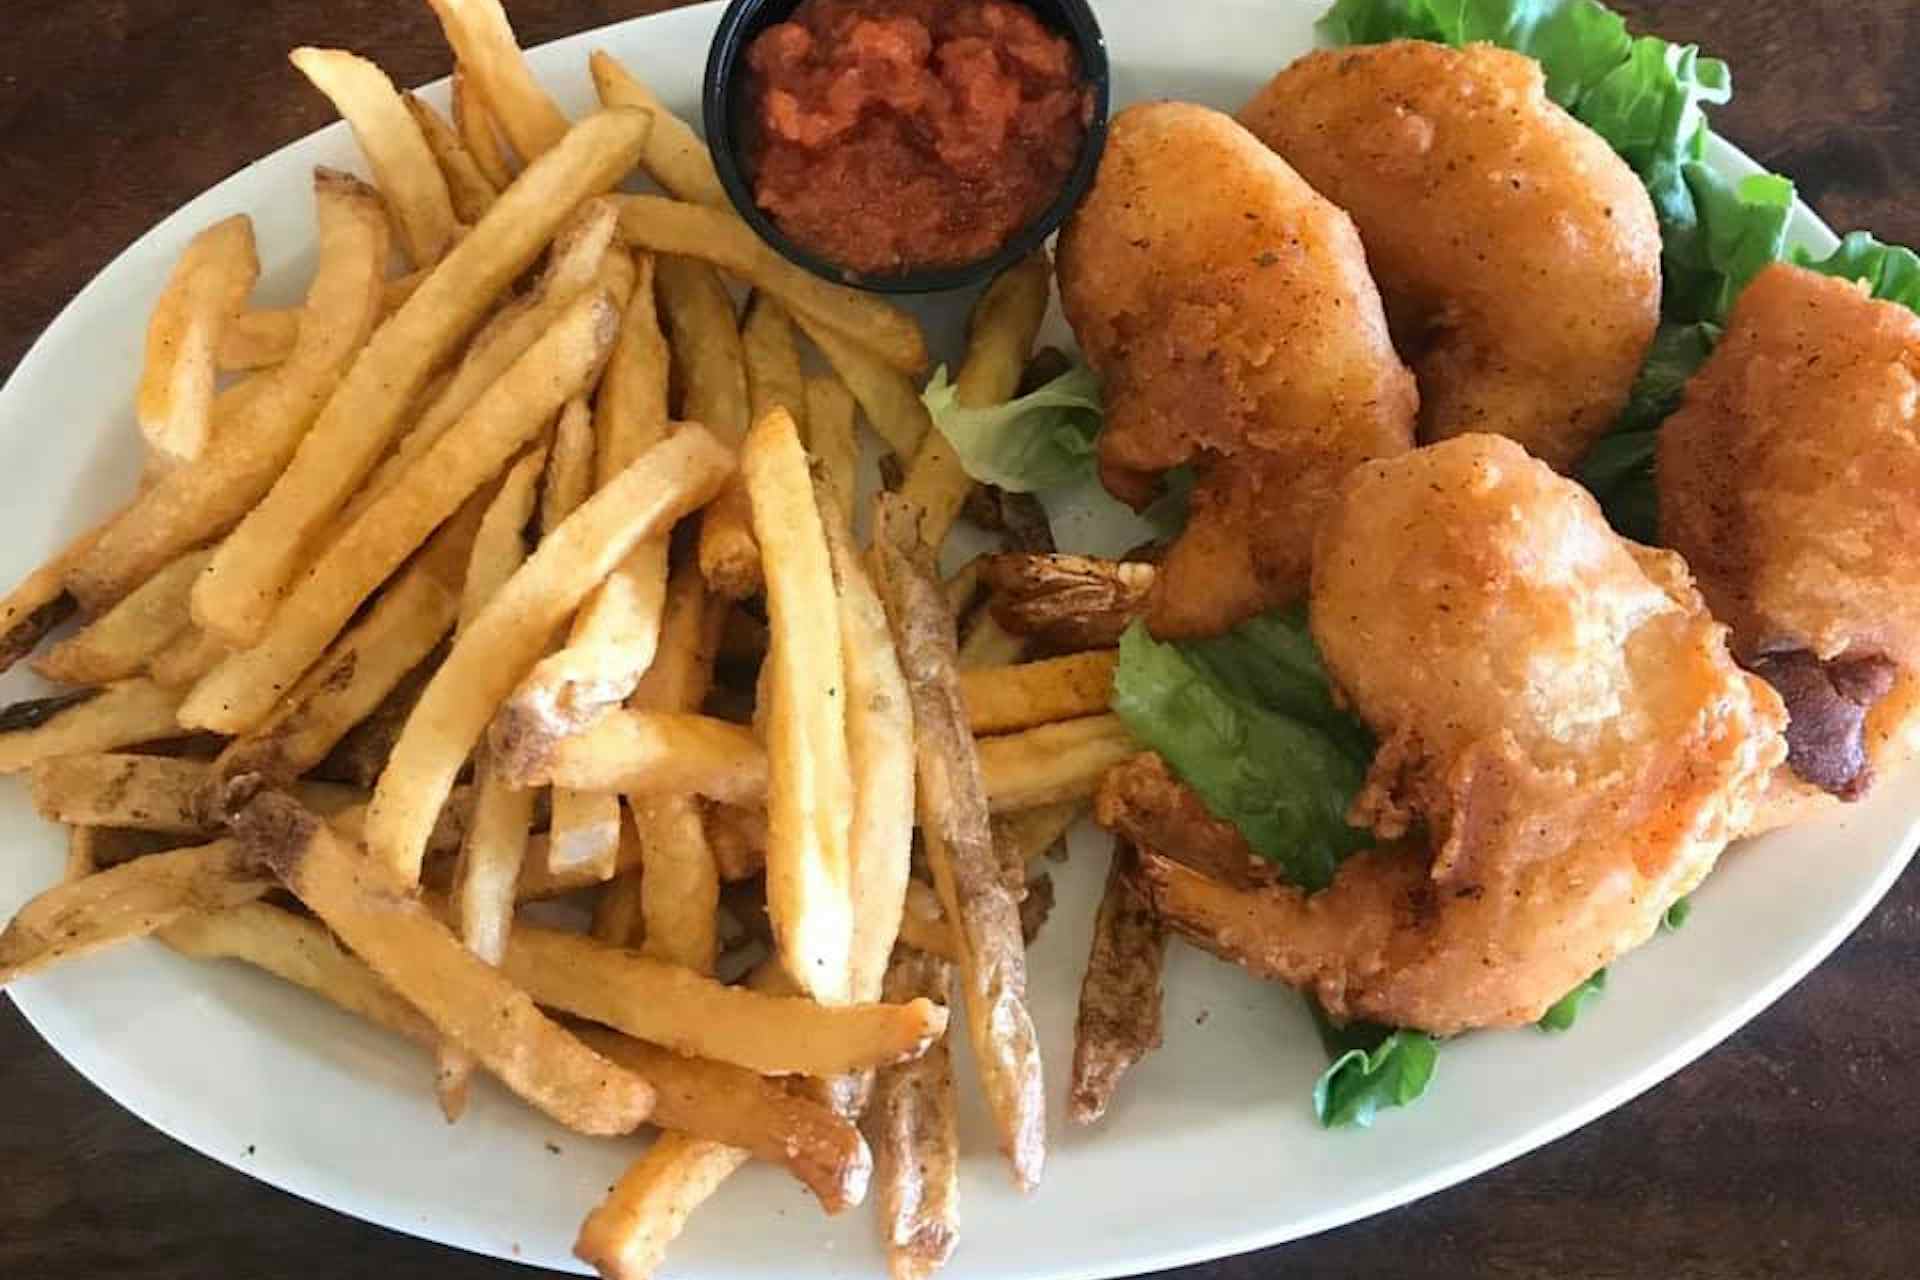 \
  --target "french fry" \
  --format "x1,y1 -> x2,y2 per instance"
217,307 -> 299,371
499,922 -> 947,1076
33,549 -> 209,685
0,522 -> 104,676
596,252 -> 671,482
576,1136 -> 751,1280
743,409 -> 855,1004
900,252 -> 1051,548
791,310 -> 933,460
806,373 -> 860,524
871,493 -> 1045,1191
520,710 -> 765,803
312,646 -> 438,787
0,681 -> 186,774
190,108 -> 650,644
588,50 -> 727,208
67,170 -> 390,611
896,880 -> 956,962
511,821 -> 644,901
370,426 -> 733,882
290,48 -> 458,268
424,0 -> 570,162
869,946 -> 960,1280
993,800 -> 1083,871
980,553 -> 1154,651
743,293 -> 809,437
403,91 -> 498,224
205,504 -> 478,804
63,825 -> 100,884
136,214 -> 259,464
543,396 -> 598,529
975,714 -> 1138,813
616,195 -> 928,375
182,289 -> 621,734
1070,843 -> 1167,1125
148,627 -> 230,690
957,607 -> 1028,669
707,803 -> 768,883
29,754 -> 358,836
960,651 -> 1118,736
0,840 -> 266,985
236,792 -> 652,1135
451,65 -> 516,190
